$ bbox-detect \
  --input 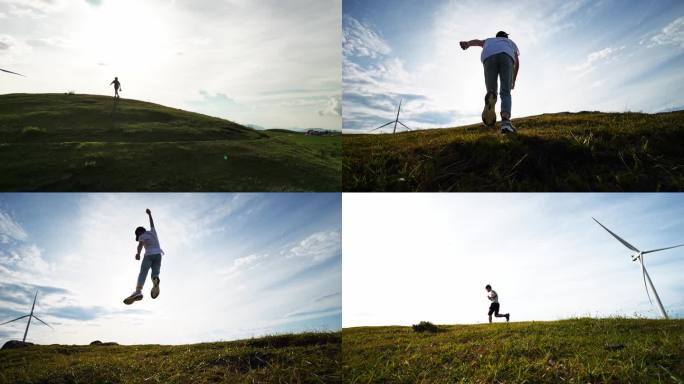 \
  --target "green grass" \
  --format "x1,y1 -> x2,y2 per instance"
343,318 -> 684,383
343,111 -> 684,191
0,332 -> 340,384
0,93 -> 341,191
